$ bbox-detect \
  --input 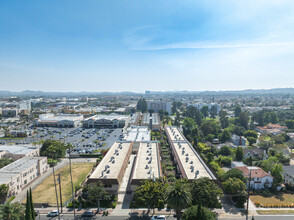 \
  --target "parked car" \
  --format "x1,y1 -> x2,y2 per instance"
81,210 -> 94,217
47,210 -> 59,217
151,215 -> 166,220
